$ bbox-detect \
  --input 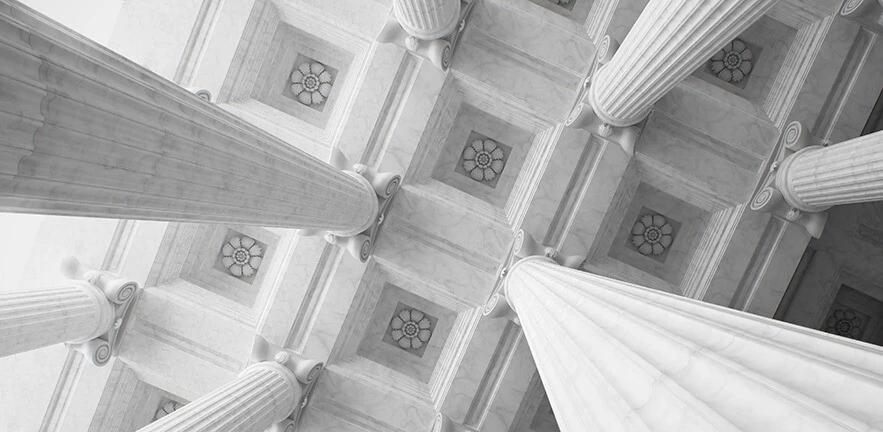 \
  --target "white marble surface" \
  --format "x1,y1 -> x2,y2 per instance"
108,0 -> 204,79
829,33 -> 883,143
519,127 -> 593,246
559,140 -> 631,258
481,338 -> 535,432
310,367 -> 435,431
189,0 -> 255,97
788,18 -> 861,135
138,361 -> 298,432
119,286 -> 253,401
590,0 -> 781,127
506,256 -> 883,432
0,215 -> 118,432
